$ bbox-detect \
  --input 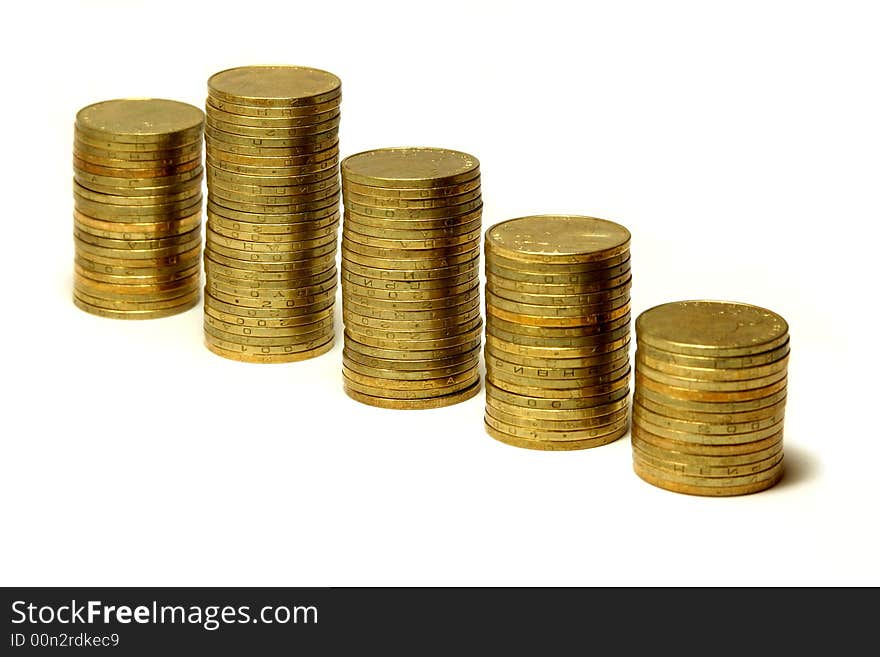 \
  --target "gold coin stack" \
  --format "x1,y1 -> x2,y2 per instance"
203,65 -> 341,363
632,300 -> 790,496
483,215 -> 632,450
73,99 -> 205,319
340,148 -> 483,409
